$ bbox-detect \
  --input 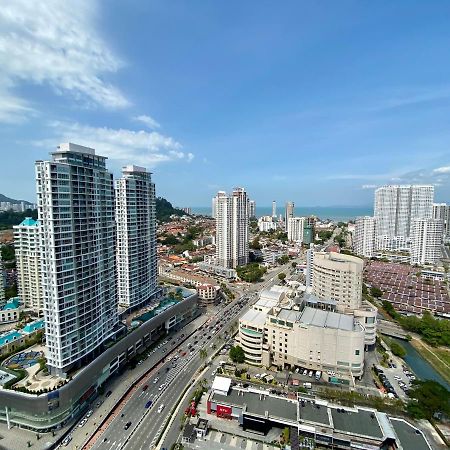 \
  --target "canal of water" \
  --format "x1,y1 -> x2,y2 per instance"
392,337 -> 450,391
